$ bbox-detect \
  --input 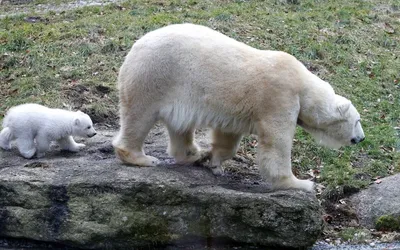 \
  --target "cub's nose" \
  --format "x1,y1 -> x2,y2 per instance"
88,132 -> 97,138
